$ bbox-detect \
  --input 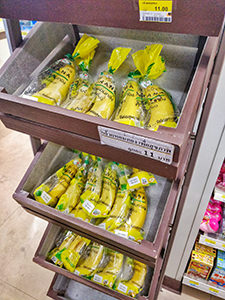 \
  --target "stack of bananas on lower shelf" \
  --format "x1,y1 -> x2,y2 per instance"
33,150 -> 157,243
48,229 -> 148,298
